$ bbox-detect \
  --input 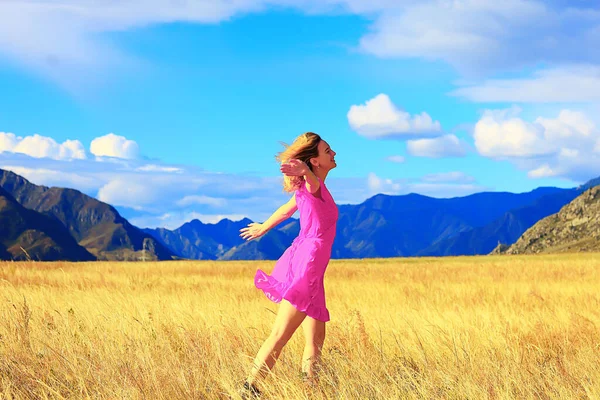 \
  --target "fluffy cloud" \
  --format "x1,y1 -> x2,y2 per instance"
527,164 -> 556,179
421,171 -> 475,183
366,172 -> 485,197
348,94 -> 442,139
407,134 -> 468,158
473,108 -> 594,158
358,1 -> 600,74
0,164 -> 100,192
1,1 -> 599,85
367,172 -> 401,194
97,178 -> 161,210
0,148 -> 292,226
474,108 -> 600,181
176,195 -> 227,208
385,155 -> 406,163
473,109 -> 554,158
451,65 -> 600,103
0,133 -> 18,150
90,133 -> 139,159
129,212 -> 250,230
136,164 -> 183,173
0,132 -> 86,160
0,131 -> 141,161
